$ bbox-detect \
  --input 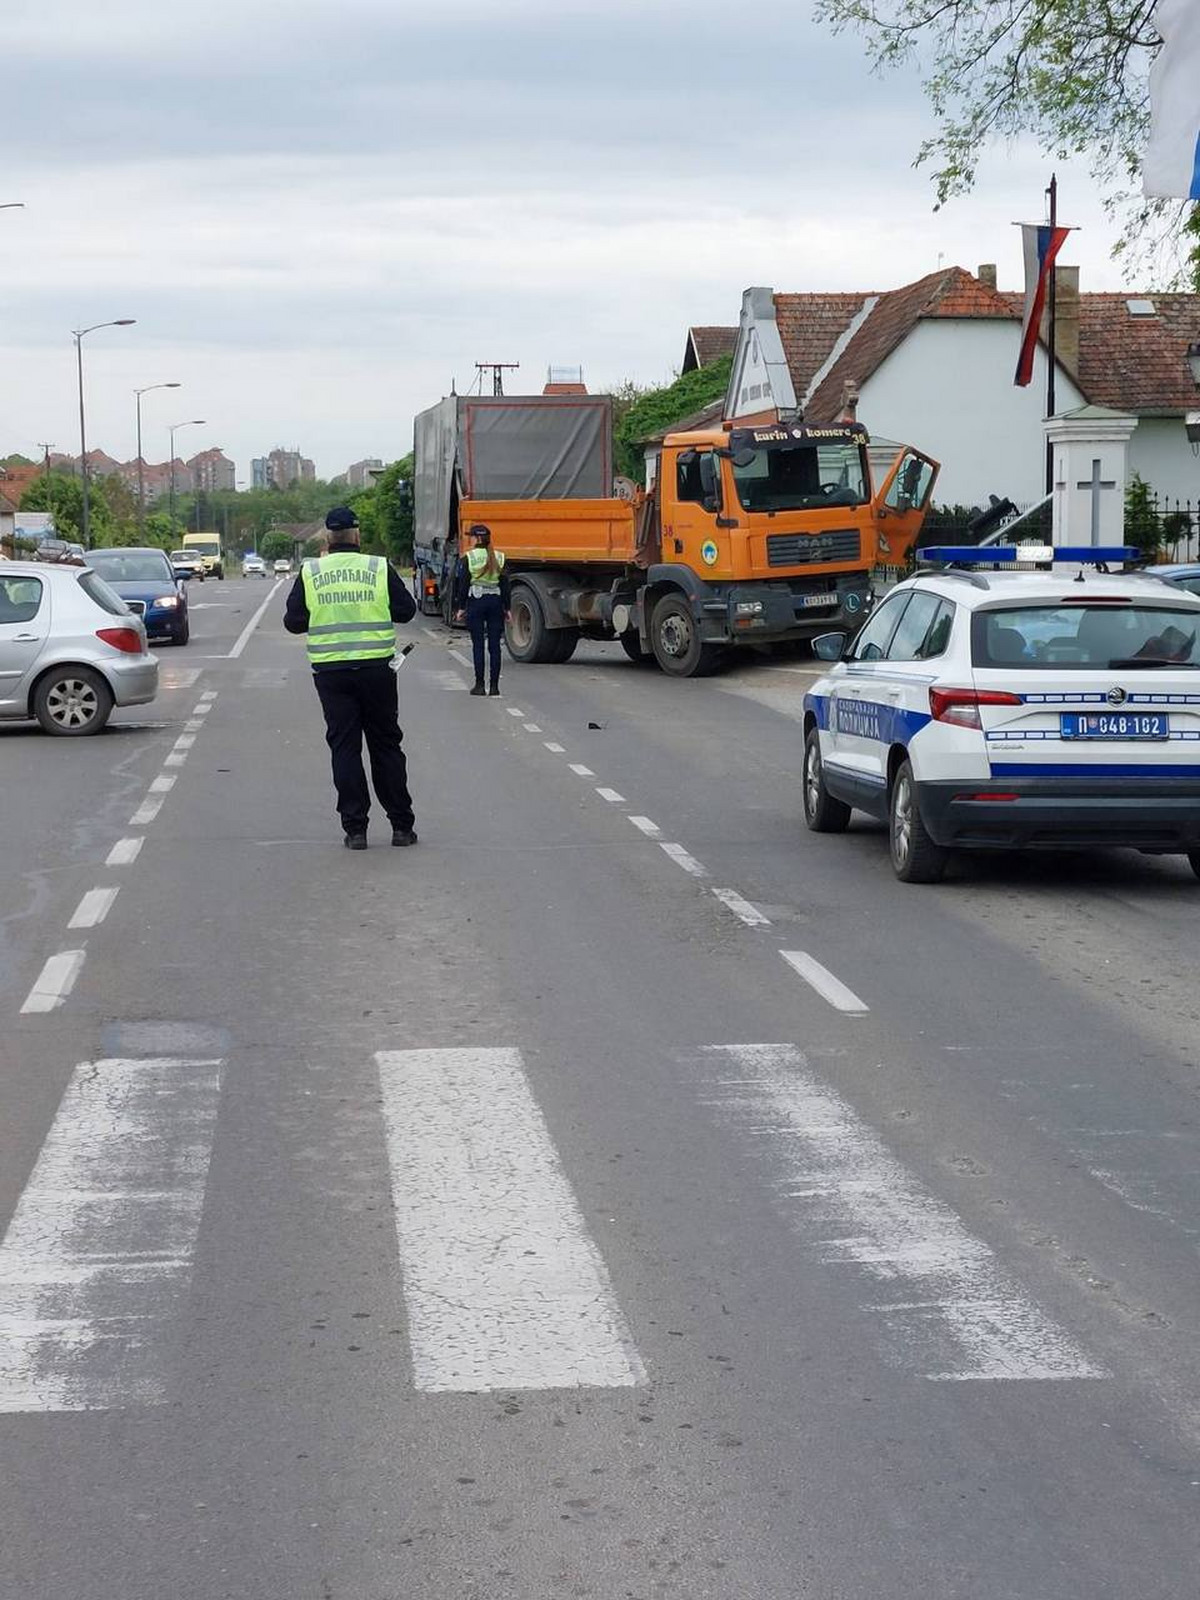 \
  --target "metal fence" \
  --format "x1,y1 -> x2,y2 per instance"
920,496 -> 1200,563
1149,497 -> 1200,562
